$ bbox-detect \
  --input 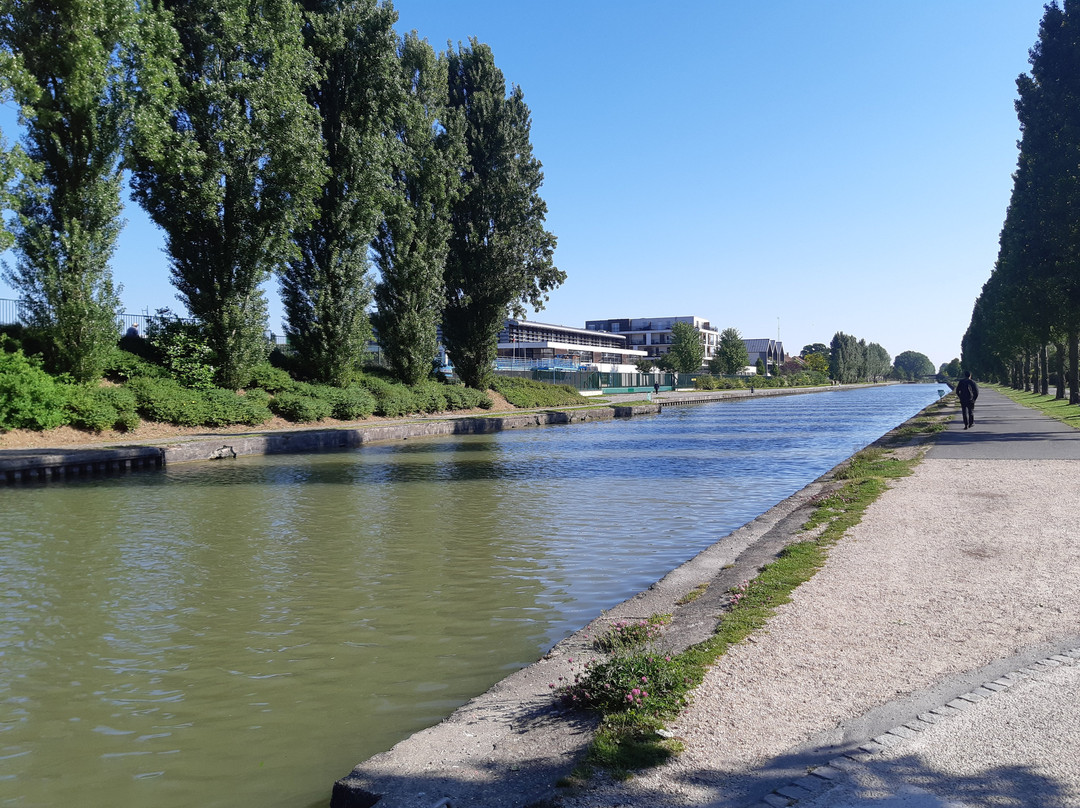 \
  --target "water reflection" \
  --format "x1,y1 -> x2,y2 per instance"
0,384 -> 944,808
